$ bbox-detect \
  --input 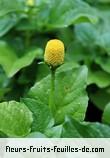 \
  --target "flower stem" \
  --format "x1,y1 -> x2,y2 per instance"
49,67 -> 56,116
